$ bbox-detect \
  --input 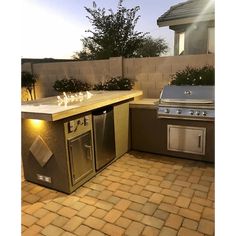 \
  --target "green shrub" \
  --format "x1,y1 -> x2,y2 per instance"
170,65 -> 215,85
21,71 -> 38,100
53,77 -> 92,92
93,82 -> 105,91
93,77 -> 135,90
